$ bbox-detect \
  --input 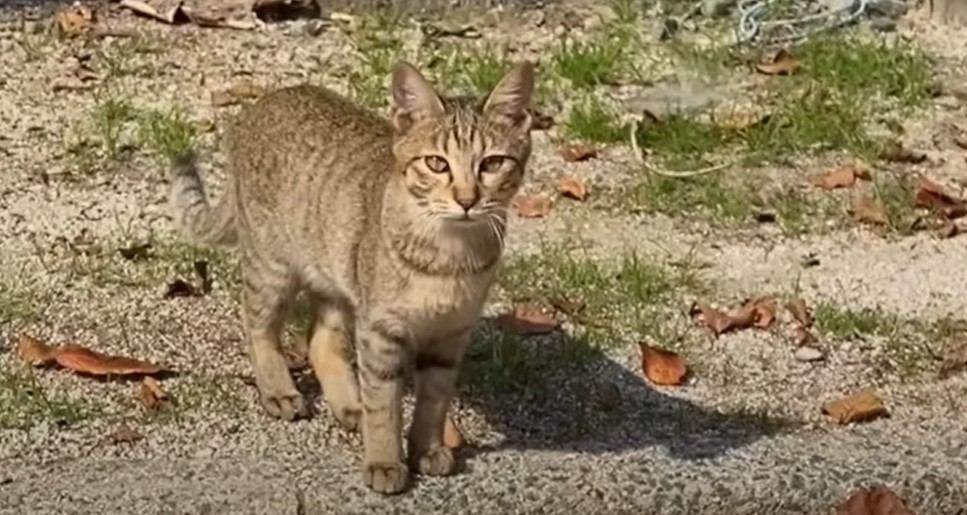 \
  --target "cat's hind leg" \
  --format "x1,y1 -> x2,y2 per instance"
308,302 -> 362,431
240,251 -> 306,421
